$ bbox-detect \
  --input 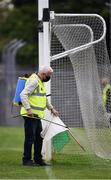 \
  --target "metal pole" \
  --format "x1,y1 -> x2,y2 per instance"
38,0 -> 49,68
3,40 -> 25,126
38,0 -> 52,161
105,1 -> 111,59
109,0 -> 111,60
1,40 -> 17,124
